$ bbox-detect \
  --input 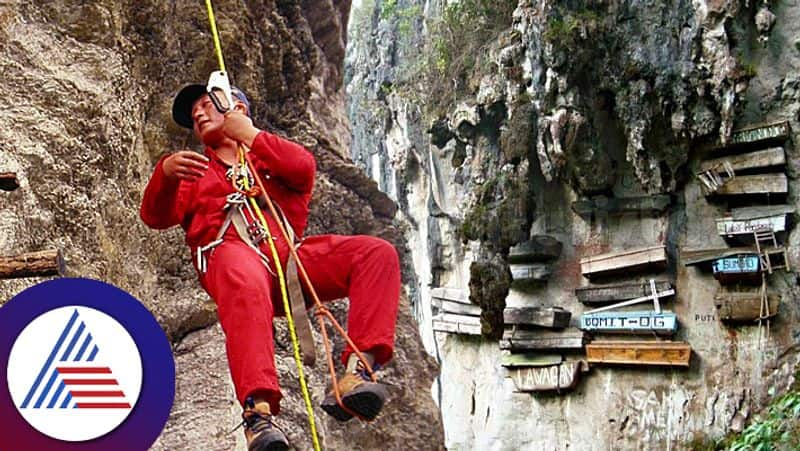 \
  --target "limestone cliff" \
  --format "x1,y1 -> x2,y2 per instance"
0,1 -> 443,449
347,0 -> 800,449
